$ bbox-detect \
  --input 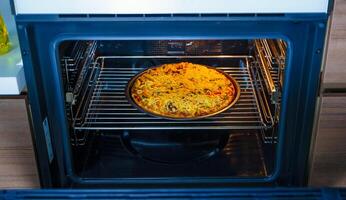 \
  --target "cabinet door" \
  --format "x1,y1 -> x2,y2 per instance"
310,96 -> 346,186
0,98 -> 39,188
323,0 -> 346,87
